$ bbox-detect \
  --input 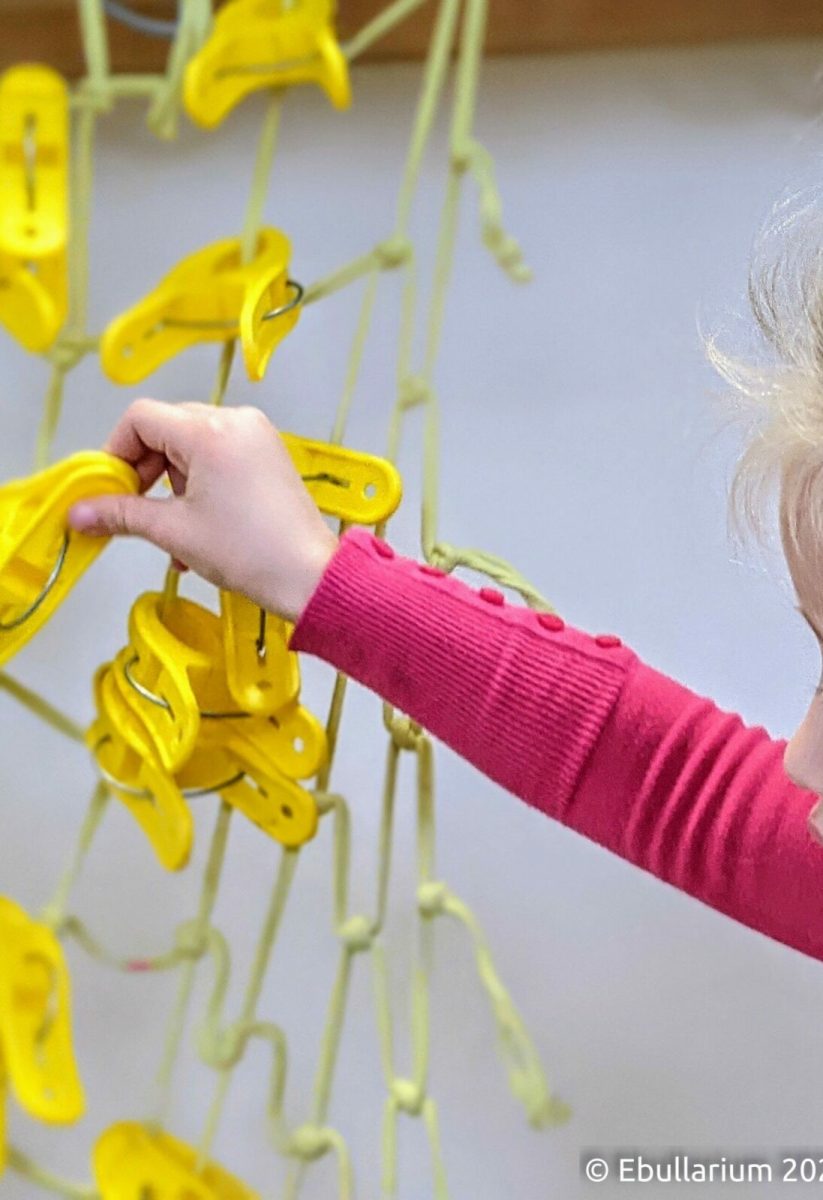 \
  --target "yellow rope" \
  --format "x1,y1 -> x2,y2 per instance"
152,800 -> 233,1127
6,1146 -> 97,1200
0,671 -> 85,742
